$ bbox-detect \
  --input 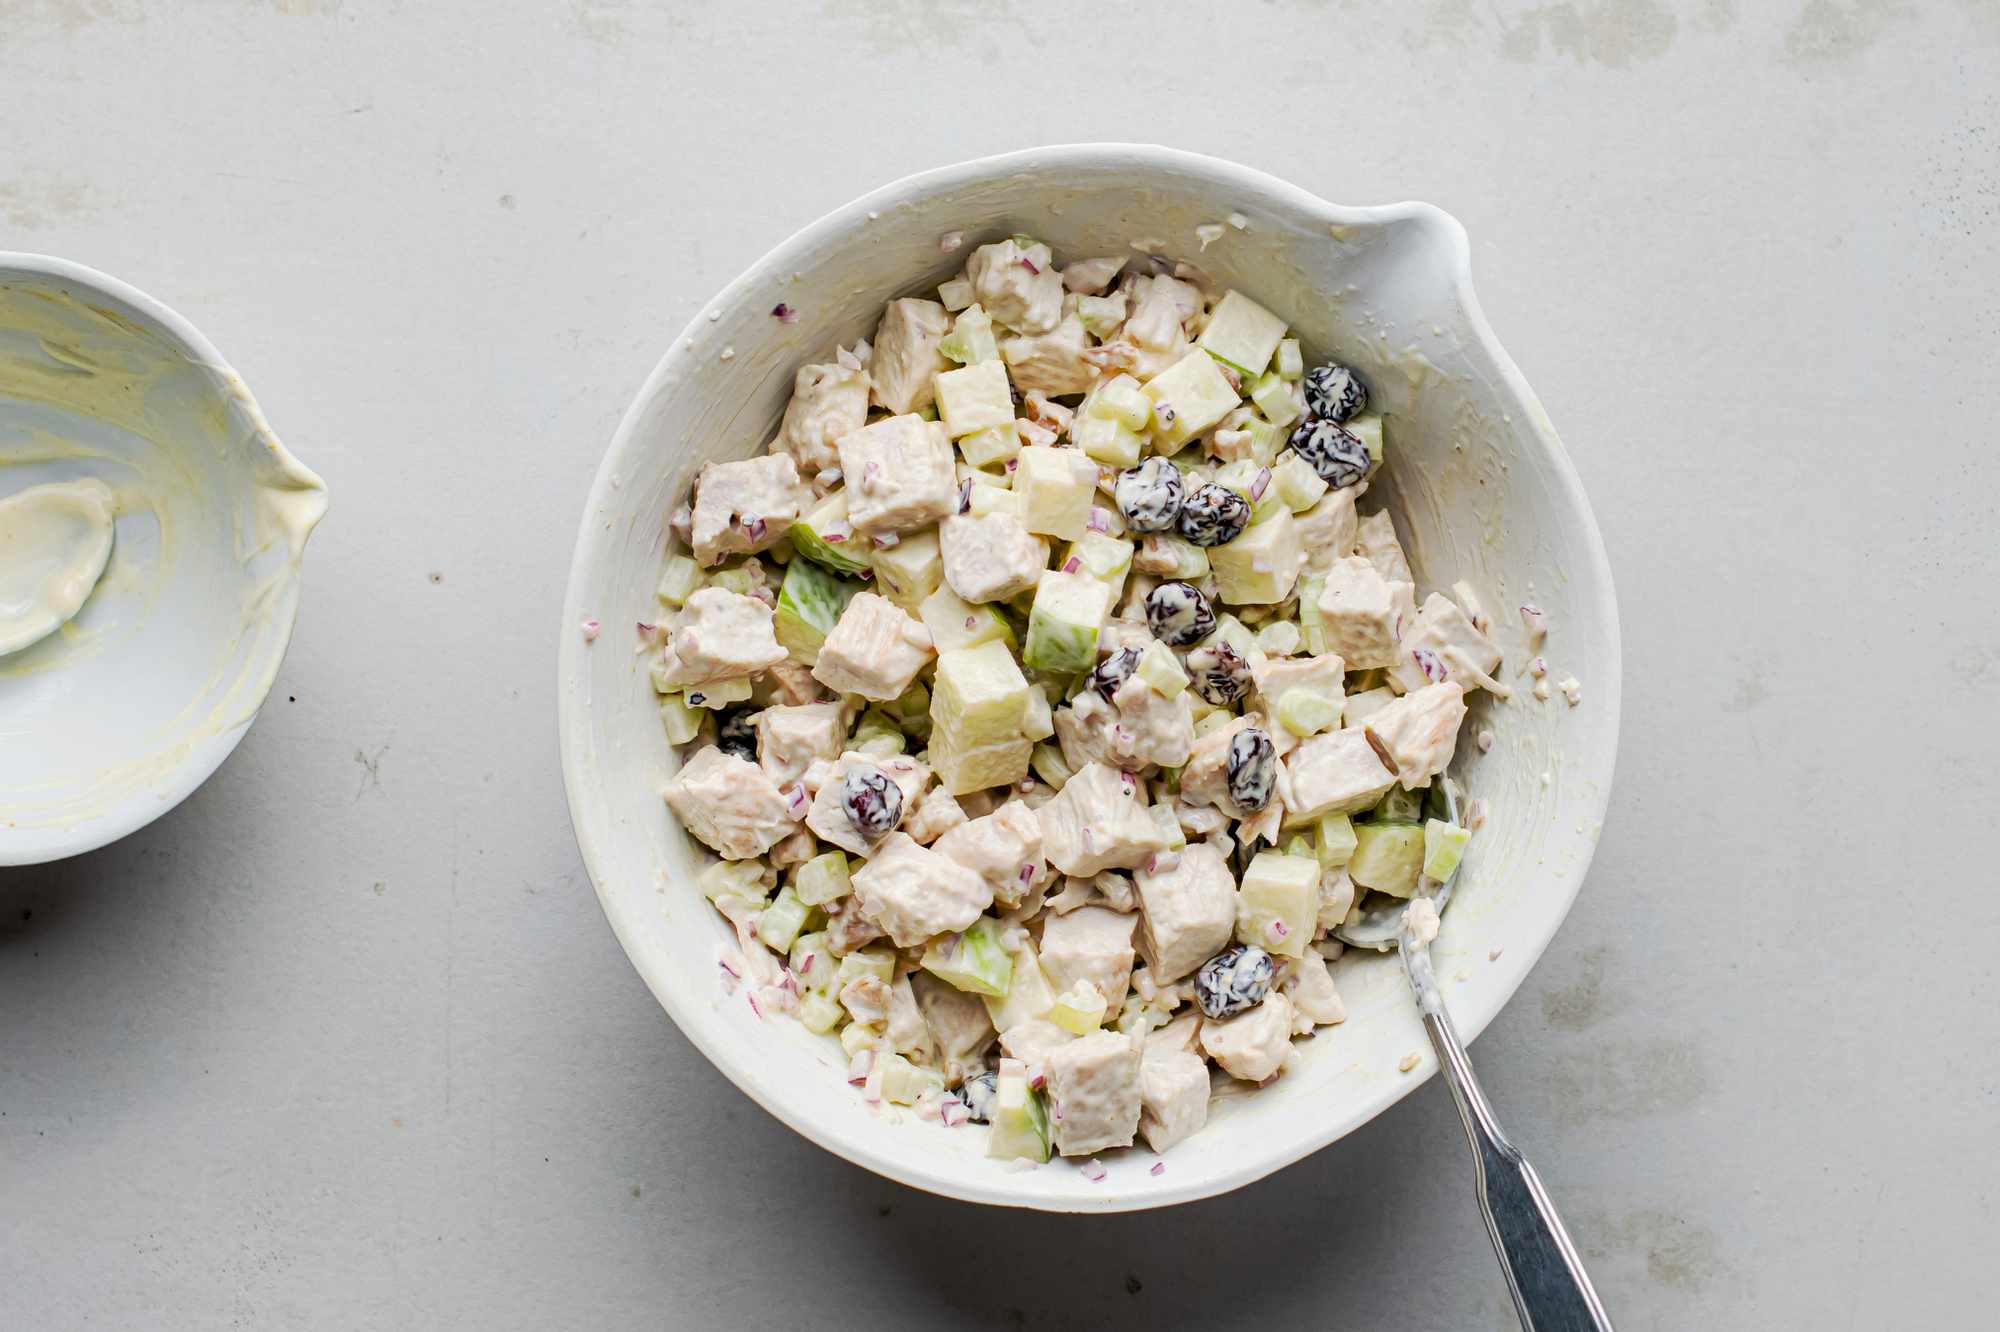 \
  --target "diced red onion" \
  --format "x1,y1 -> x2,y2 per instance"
635,621 -> 656,638
873,532 -> 900,549
1249,468 -> 1271,500
742,514 -> 767,541
1149,1162 -> 1165,1176
1019,863 -> 1036,884
746,992 -> 764,1021
824,532 -> 847,543
1087,508 -> 1110,533
1079,1159 -> 1106,1182
848,1051 -> 874,1084
1062,556 -> 1082,574
1029,1072 -> 1046,1091
1270,920 -> 1290,939
940,230 -> 964,253
941,1098 -> 968,1127
964,615 -> 977,630
797,952 -> 815,978
580,618 -> 601,642
771,302 -> 798,323
1415,648 -> 1448,683
718,956 -> 740,980
1019,257 -> 1040,275
816,467 -> 842,487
